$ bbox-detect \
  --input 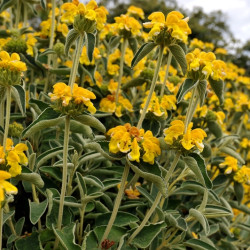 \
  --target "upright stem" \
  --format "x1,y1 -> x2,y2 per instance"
0,207 -> 2,250
78,203 -> 86,244
68,34 -> 85,92
127,152 -> 181,244
54,115 -> 71,249
160,52 -> 172,97
15,0 -> 21,28
137,45 -> 164,129
3,86 -> 11,150
115,38 -> 127,105
100,163 -> 130,245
